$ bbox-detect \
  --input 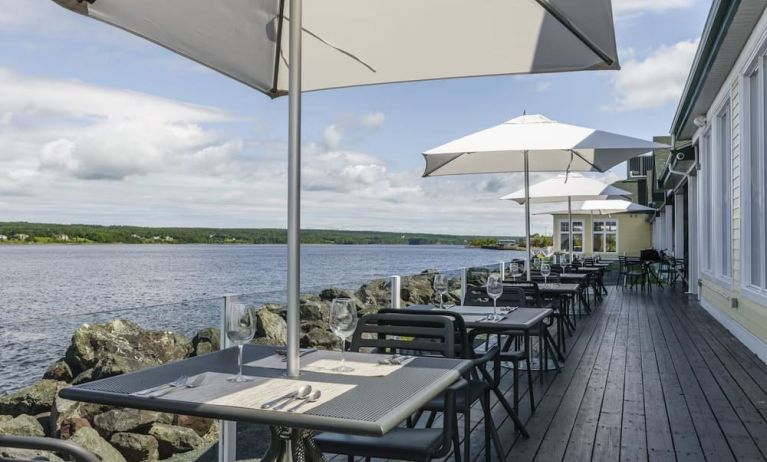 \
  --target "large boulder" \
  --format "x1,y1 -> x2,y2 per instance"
0,414 -> 45,437
298,295 -> 328,322
111,432 -> 159,462
70,427 -> 126,462
0,380 -> 67,416
355,279 -> 390,312
149,423 -> 204,459
191,328 -> 220,356
65,320 -> 193,384
0,447 -> 64,462
93,408 -> 172,438
253,309 -> 287,345
401,273 -> 437,305
175,415 -> 214,437
301,327 -> 340,350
